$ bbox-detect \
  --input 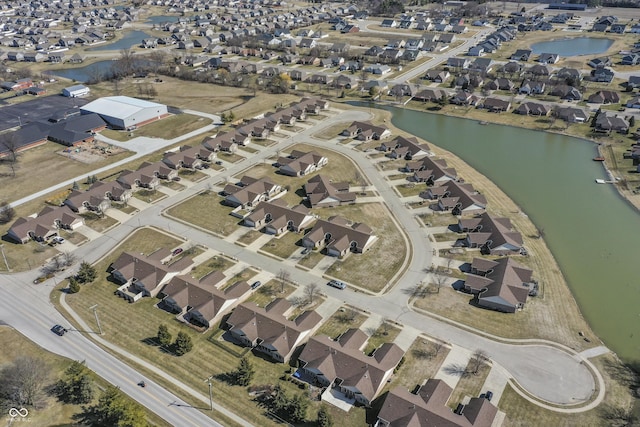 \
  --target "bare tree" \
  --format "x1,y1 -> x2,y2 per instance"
432,341 -> 444,357
469,350 -> 489,375
338,308 -> 358,323
0,132 -> 21,177
431,271 -> 448,294
62,251 -> 77,267
358,67 -> 369,91
277,269 -> 290,293
304,282 -> 319,304
0,356 -> 49,406
381,318 -> 390,336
